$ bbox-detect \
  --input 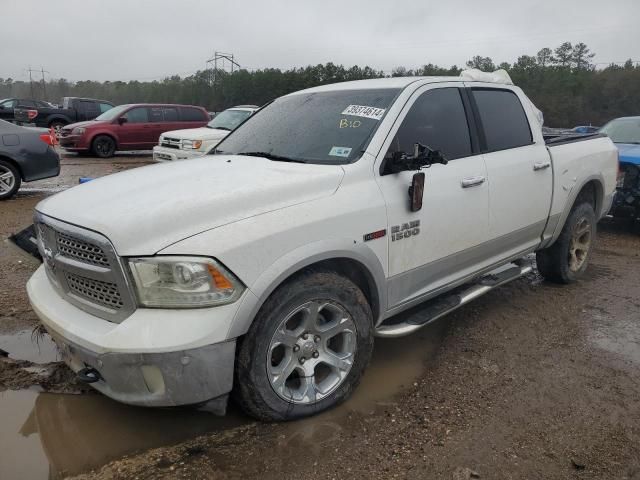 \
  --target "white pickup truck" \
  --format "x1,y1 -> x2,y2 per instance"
27,73 -> 618,421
